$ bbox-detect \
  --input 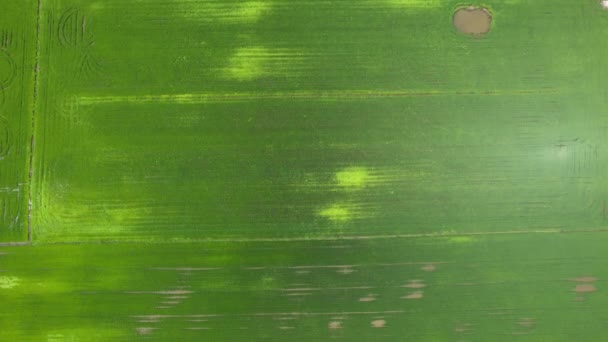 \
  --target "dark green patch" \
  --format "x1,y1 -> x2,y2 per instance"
0,2 -> 38,242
